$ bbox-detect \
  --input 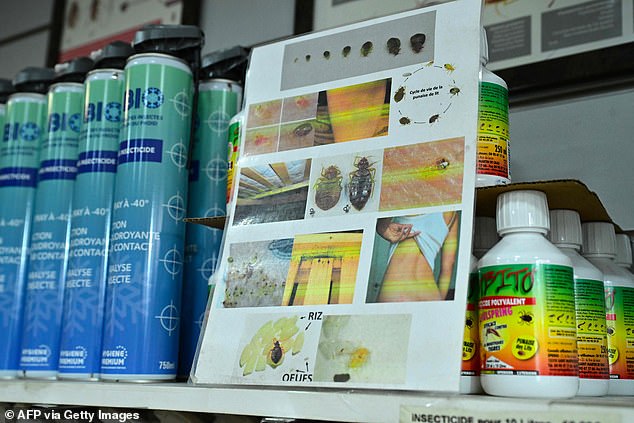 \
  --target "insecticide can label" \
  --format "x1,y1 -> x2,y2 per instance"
0,94 -> 47,375
461,271 -> 479,376
575,278 -> 609,380
478,263 -> 577,377
101,54 -> 193,378
21,84 -> 84,373
180,81 -> 240,376
605,285 -> 634,380
0,105 -> 6,137
476,81 -> 509,180
59,70 -> 125,377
